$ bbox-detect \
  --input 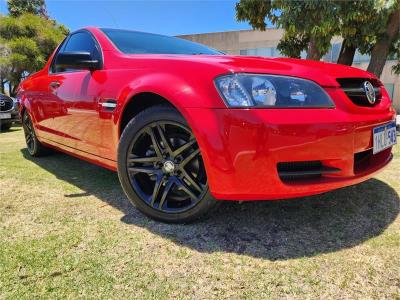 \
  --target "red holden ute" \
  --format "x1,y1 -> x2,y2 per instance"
18,27 -> 397,223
